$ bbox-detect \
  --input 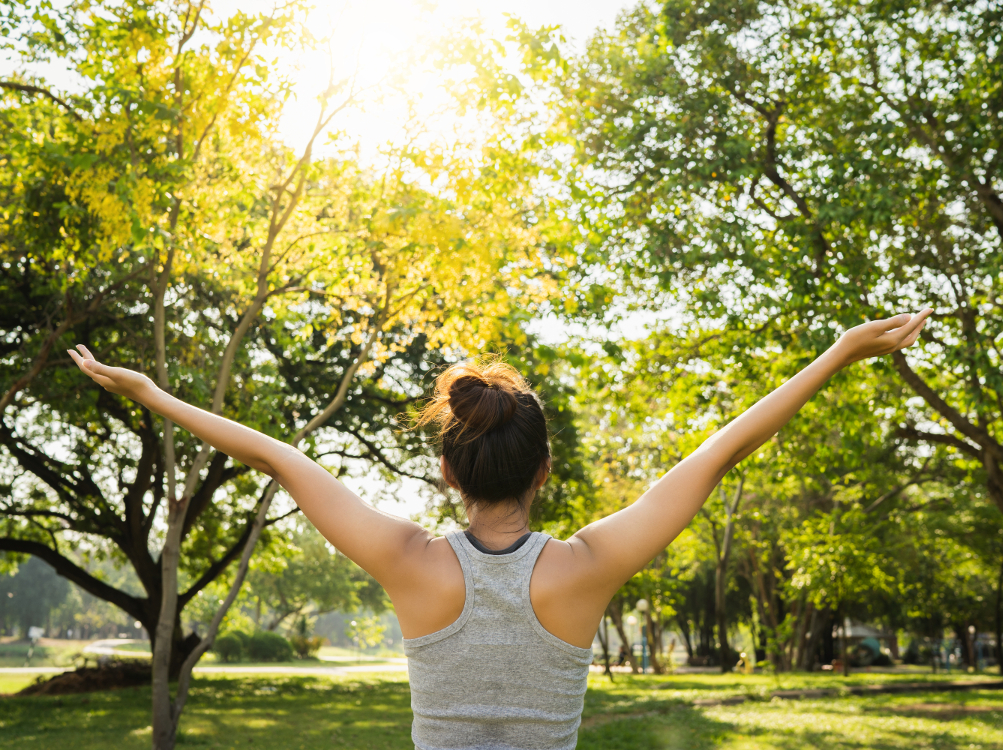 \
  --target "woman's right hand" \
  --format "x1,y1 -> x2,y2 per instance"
68,345 -> 159,403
